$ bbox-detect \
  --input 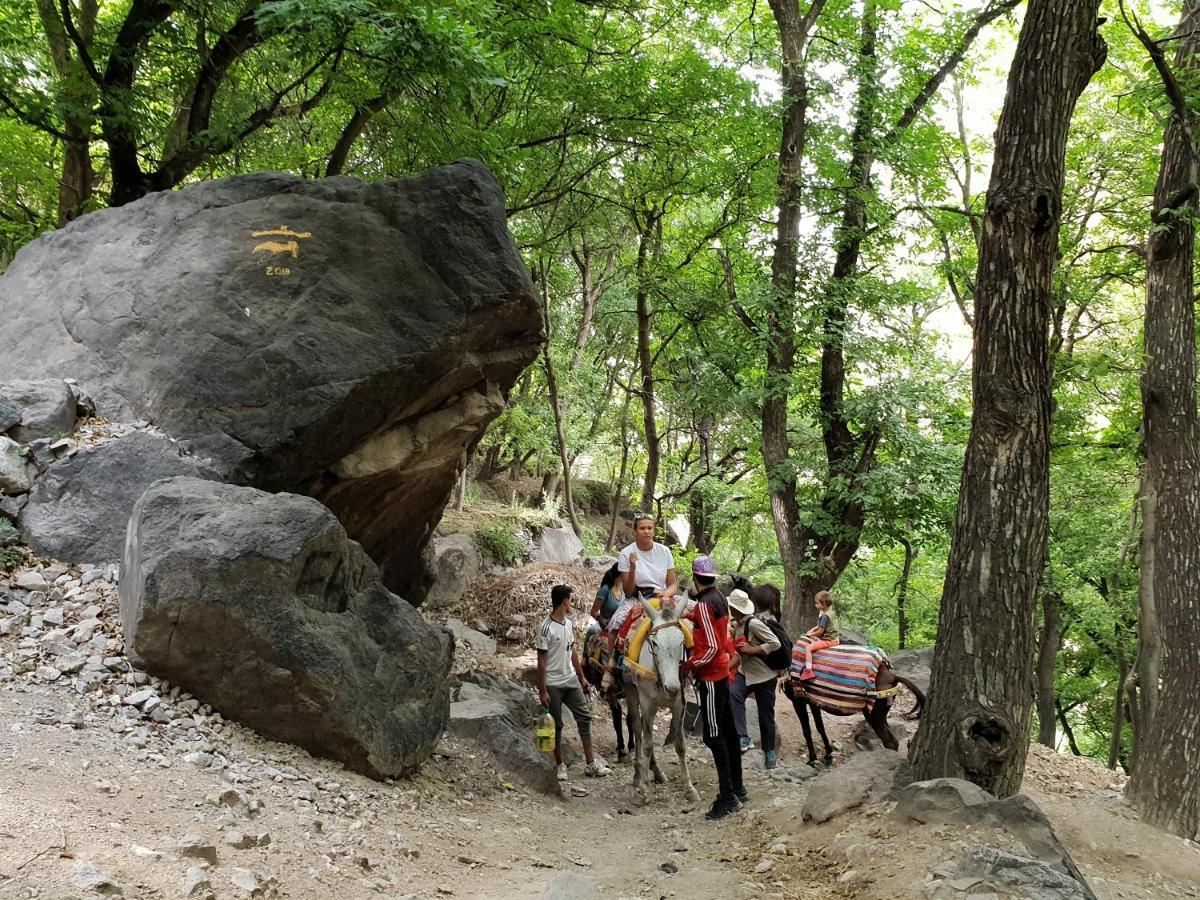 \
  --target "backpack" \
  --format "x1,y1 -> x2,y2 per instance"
744,616 -> 793,671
